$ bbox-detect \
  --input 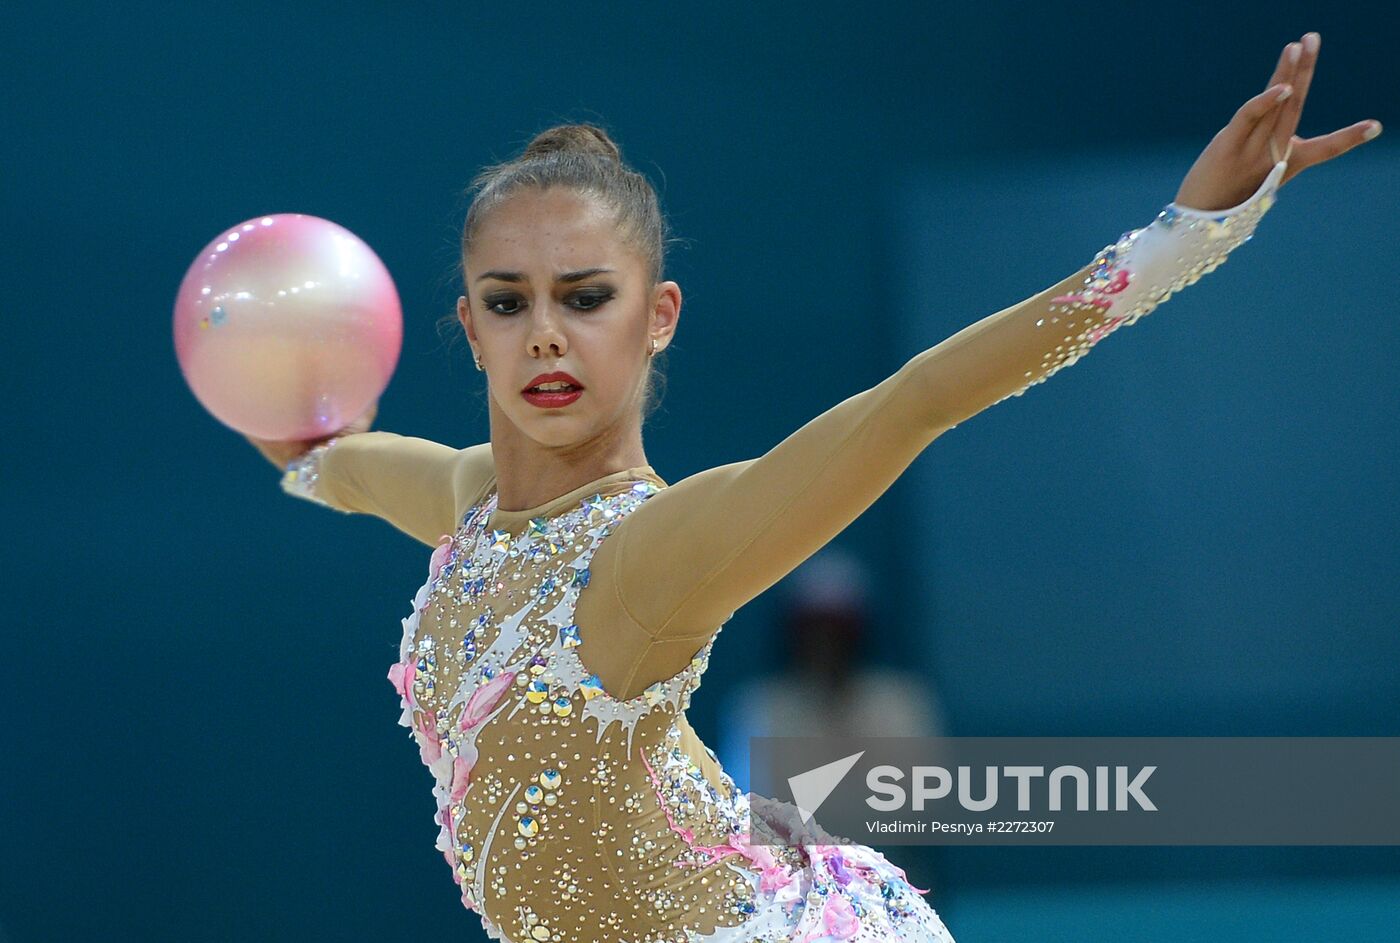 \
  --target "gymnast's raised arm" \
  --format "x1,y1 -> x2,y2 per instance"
604,34 -> 1379,668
